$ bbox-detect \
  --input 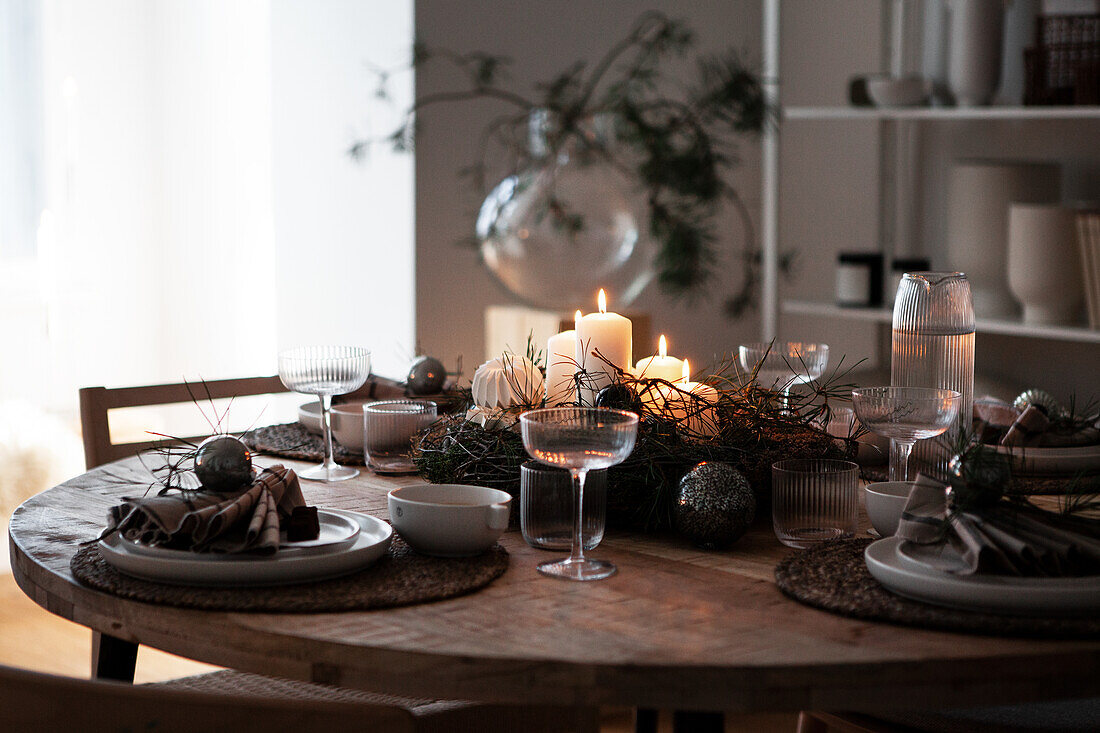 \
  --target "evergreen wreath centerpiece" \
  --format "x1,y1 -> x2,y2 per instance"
414,343 -> 860,535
